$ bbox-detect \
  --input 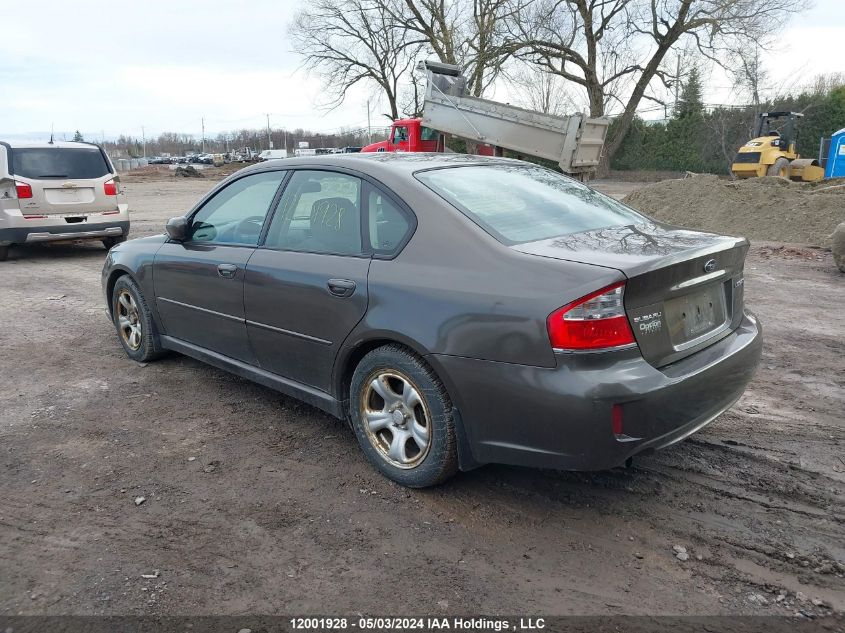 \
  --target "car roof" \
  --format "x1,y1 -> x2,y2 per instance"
1,140 -> 103,150
237,152 -> 524,178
